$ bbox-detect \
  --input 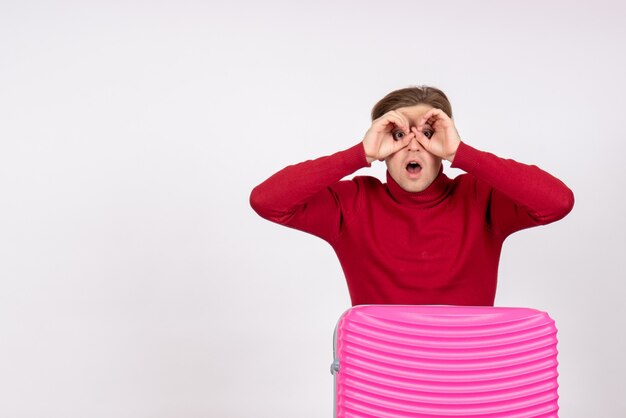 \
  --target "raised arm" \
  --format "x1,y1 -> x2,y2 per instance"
411,108 -> 574,235
250,110 -> 418,241
249,142 -> 368,242
451,143 -> 574,235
